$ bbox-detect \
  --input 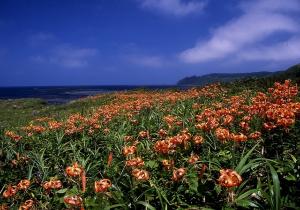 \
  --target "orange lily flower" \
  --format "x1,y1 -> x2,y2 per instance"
124,135 -> 134,142
81,171 -> 86,193
193,135 -> 204,145
188,154 -> 200,164
172,168 -> 186,181
2,185 -> 18,198
199,164 -> 207,179
126,157 -> 144,167
43,180 -> 62,191
17,179 -> 30,190
158,129 -> 168,138
0,204 -> 8,210
66,162 -> 86,192
64,195 -> 84,209
132,169 -> 150,181
162,159 -> 174,170
66,162 -> 83,177
248,131 -> 261,140
222,115 -> 234,125
107,151 -> 113,167
230,133 -> 247,142
94,179 -> 112,193
122,145 -> 136,156
19,199 -> 34,210
215,127 -> 230,142
138,130 -> 149,138
4,130 -> 22,142
218,169 -> 242,188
